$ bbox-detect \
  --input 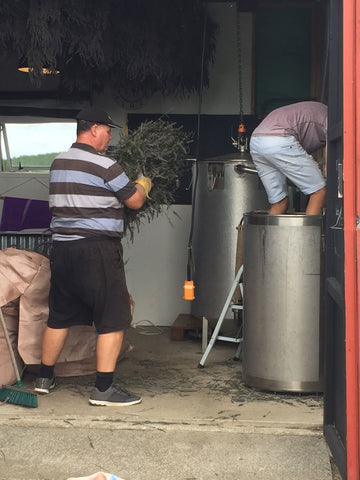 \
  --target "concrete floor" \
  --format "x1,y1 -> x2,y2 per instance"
0,325 -> 340,480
